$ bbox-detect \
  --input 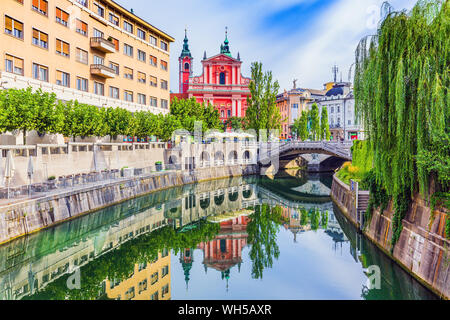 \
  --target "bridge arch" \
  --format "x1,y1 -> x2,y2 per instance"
228,190 -> 239,202
214,193 -> 225,206
200,197 -> 210,210
243,188 -> 253,199
200,151 -> 210,161
228,151 -> 238,163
